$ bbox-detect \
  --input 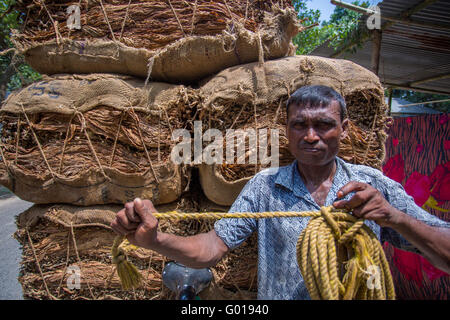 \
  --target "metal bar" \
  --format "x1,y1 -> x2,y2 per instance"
390,112 -> 439,116
388,88 -> 393,116
380,15 -> 450,32
399,0 -> 439,20
409,73 -> 450,86
398,99 -> 450,108
383,83 -> 450,96
330,0 -> 377,15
